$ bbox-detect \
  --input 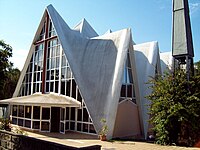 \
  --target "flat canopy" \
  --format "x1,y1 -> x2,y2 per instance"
0,93 -> 81,107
